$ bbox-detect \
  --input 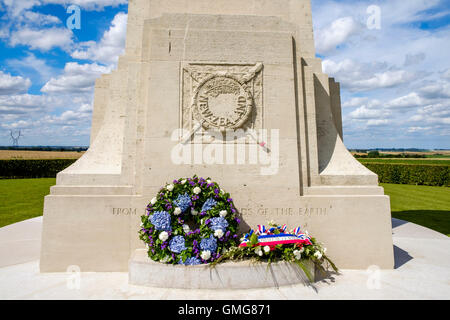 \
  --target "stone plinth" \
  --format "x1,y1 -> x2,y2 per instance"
128,249 -> 314,289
